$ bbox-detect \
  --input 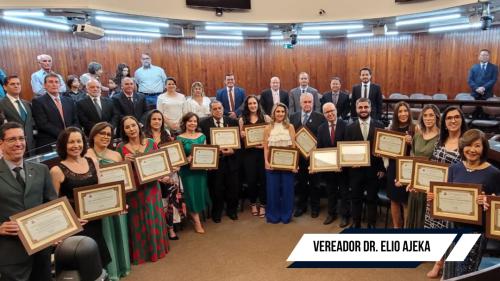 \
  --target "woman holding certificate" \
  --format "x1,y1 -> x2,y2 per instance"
157,77 -> 186,132
385,102 -> 414,228
177,112 -> 211,233
239,95 -> 271,217
116,116 -> 169,264
263,103 -> 296,224
50,127 -> 112,267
